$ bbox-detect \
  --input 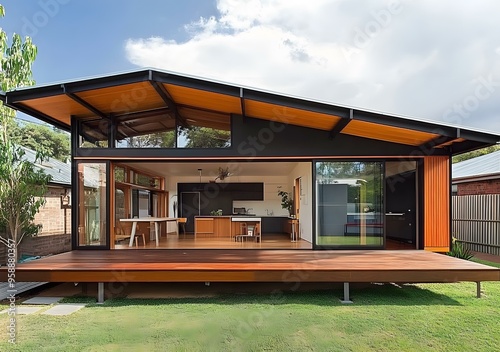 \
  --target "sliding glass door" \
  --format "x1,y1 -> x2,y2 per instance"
76,162 -> 109,248
315,161 -> 384,248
